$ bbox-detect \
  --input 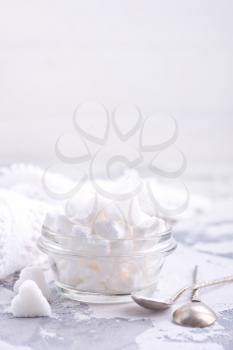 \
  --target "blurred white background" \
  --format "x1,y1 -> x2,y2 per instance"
0,0 -> 232,175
